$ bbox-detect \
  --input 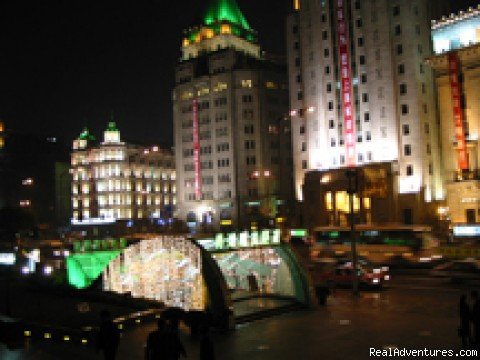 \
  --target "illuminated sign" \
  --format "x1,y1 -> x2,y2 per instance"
202,229 -> 283,251
290,229 -> 307,237
193,98 -> 201,200
335,0 -> 356,167
453,226 -> 480,237
71,218 -> 116,225
0,253 -> 16,265
448,52 -> 469,170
